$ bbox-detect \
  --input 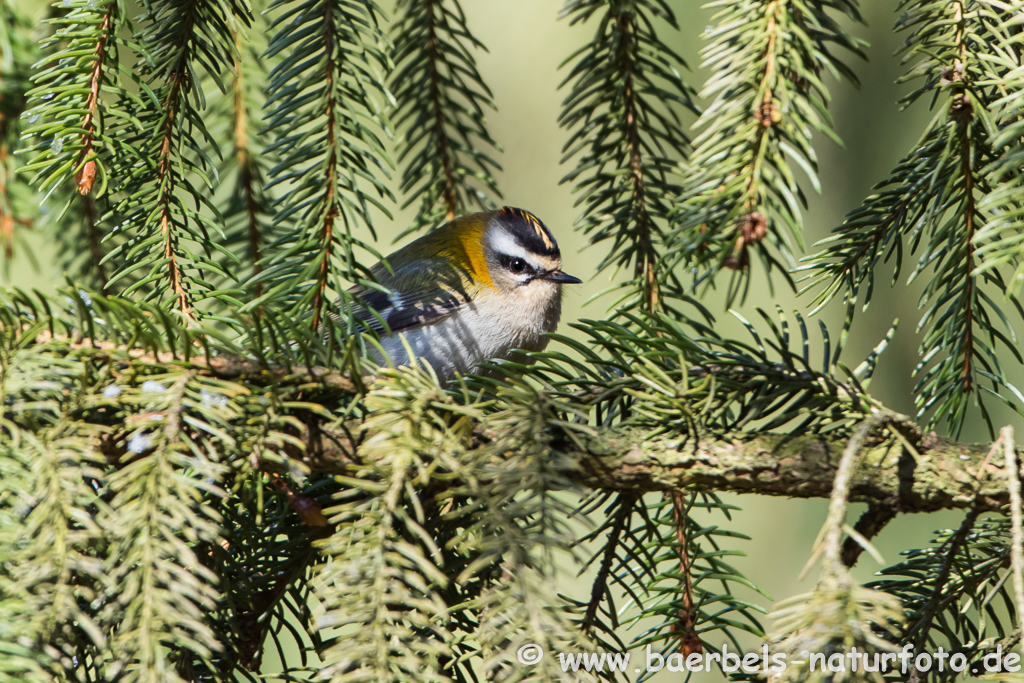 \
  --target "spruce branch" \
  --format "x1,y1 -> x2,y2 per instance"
804,0 -> 1024,437
207,10 -> 274,304
232,32 -> 262,290
313,492 -> 453,683
1004,426 -> 1024,657
674,0 -> 865,302
5,1 -> 1024,678
256,0 -> 393,328
4,288 -> 1000,517
100,371 -> 233,683
975,13 -> 1024,296
5,287 -> 1024,679
872,511 -> 1020,680
0,1 -> 38,266
211,485 -> 324,674
558,0 -> 698,316
24,0 -> 117,290
907,511 -> 979,667
558,6 -> 709,659
455,384 -> 597,683
0,409 -> 109,678
99,0 -> 252,320
23,0 -> 119,197
578,492 -> 636,637
391,0 -> 501,236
